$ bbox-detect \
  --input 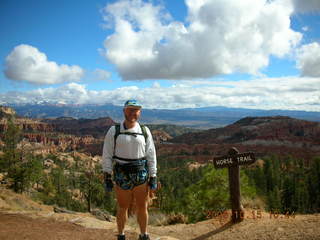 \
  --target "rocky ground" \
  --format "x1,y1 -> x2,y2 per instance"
1,187 -> 320,240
